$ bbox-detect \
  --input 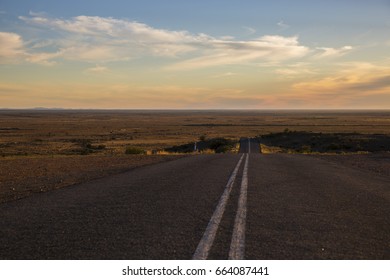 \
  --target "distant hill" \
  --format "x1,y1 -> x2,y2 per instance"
32,107 -> 66,110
